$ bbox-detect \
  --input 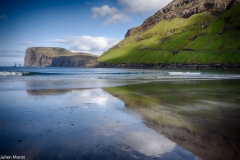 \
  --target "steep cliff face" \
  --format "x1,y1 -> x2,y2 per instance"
24,48 -> 53,67
24,47 -> 98,67
125,0 -> 240,37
